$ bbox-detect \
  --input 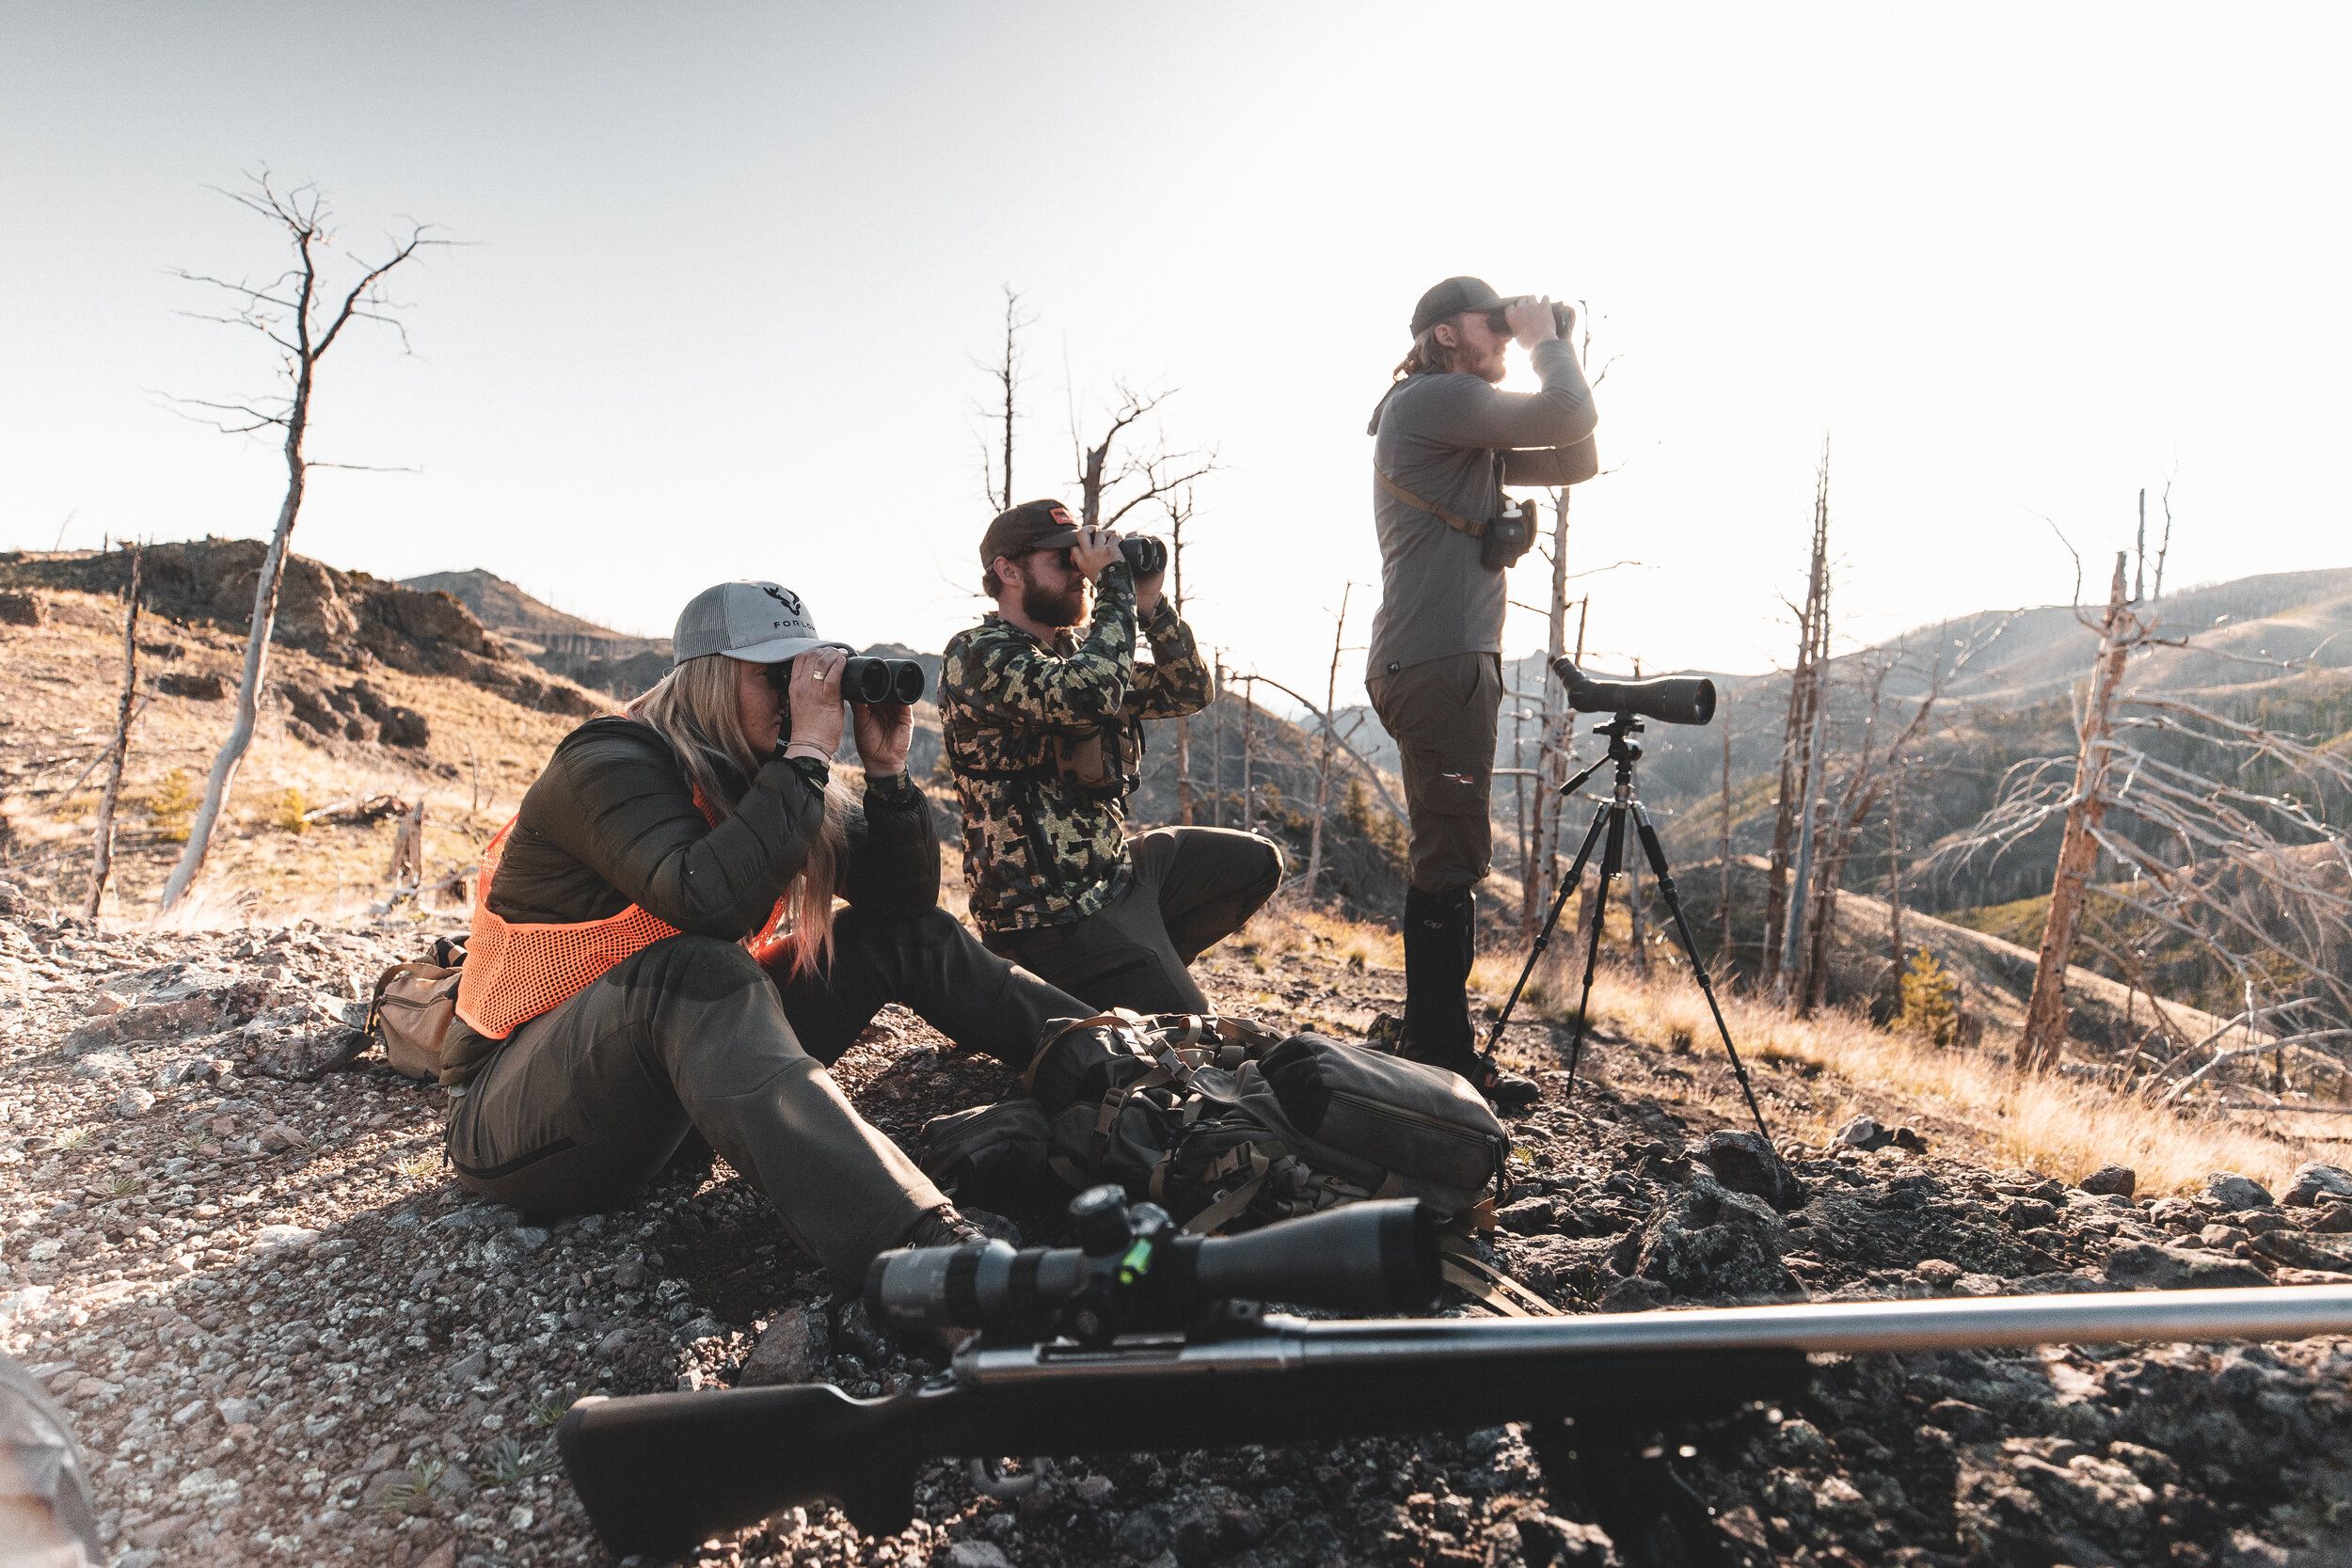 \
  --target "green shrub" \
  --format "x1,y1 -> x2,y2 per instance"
1899,948 -> 1962,1047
